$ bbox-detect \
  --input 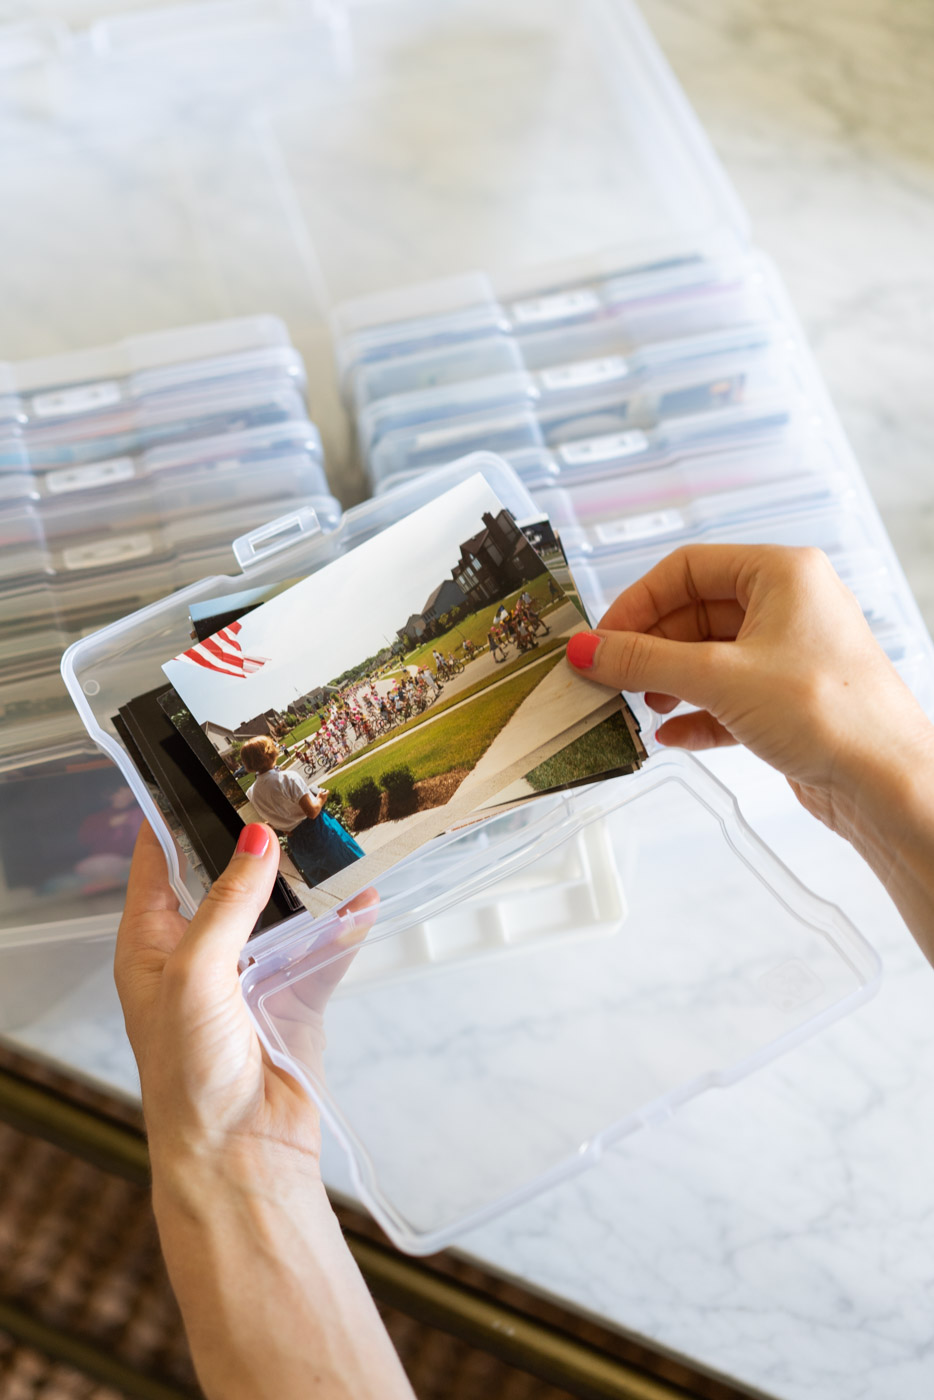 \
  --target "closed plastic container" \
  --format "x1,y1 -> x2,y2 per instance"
348,258 -> 778,414
530,436 -> 843,556
2,424 -> 333,543
368,333 -> 801,491
359,323 -> 787,454
0,380 -> 311,472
